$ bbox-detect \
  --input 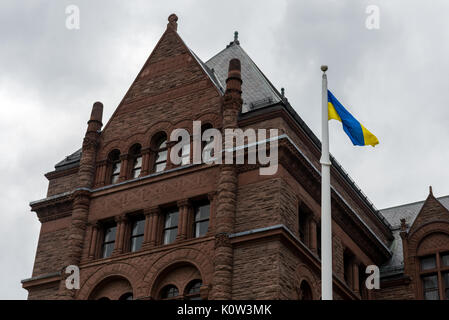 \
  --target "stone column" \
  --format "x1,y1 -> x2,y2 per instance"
177,199 -> 191,240
207,192 -> 216,235
149,206 -> 161,246
113,215 -> 127,255
88,222 -> 99,259
59,102 -> 103,299
140,148 -> 151,176
94,160 -> 108,188
118,154 -> 129,182
210,58 -> 242,300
